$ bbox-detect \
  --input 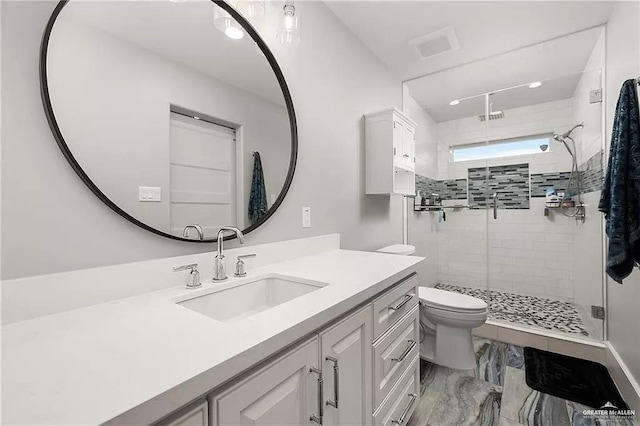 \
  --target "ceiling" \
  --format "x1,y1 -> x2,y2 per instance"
326,1 -> 614,81
59,1 -> 285,106
406,26 -> 604,122
326,1 -> 613,122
